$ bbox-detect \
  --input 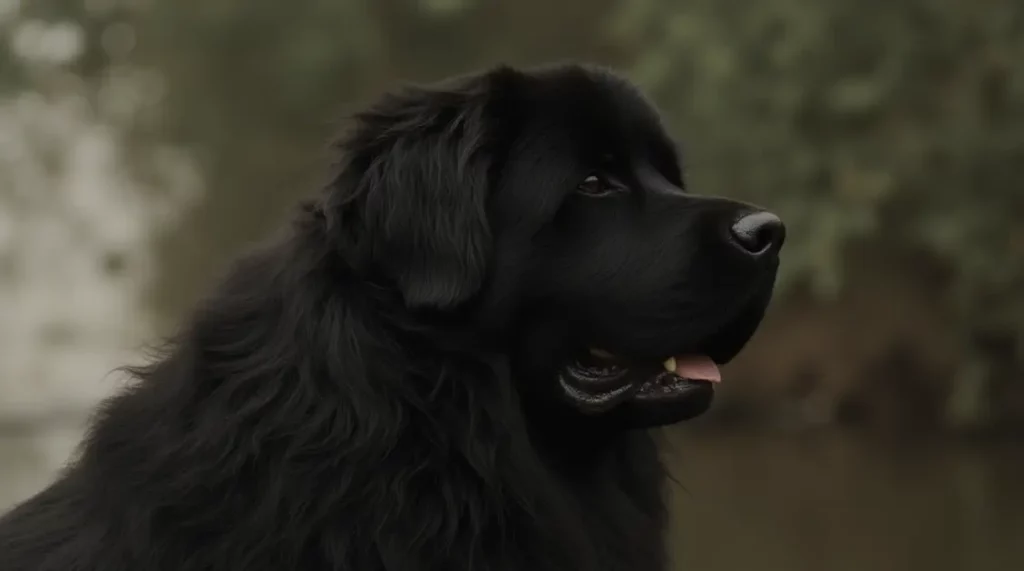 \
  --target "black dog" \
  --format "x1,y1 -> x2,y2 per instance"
0,63 -> 783,571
